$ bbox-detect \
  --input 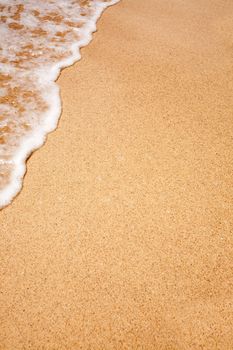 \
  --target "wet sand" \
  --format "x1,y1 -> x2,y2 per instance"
1,0 -> 233,348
